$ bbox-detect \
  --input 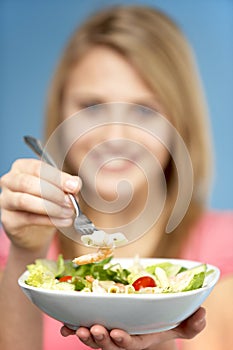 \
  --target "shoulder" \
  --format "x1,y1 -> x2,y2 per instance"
187,210 -> 233,248
198,210 -> 233,227
181,210 -> 233,278
194,210 -> 233,243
